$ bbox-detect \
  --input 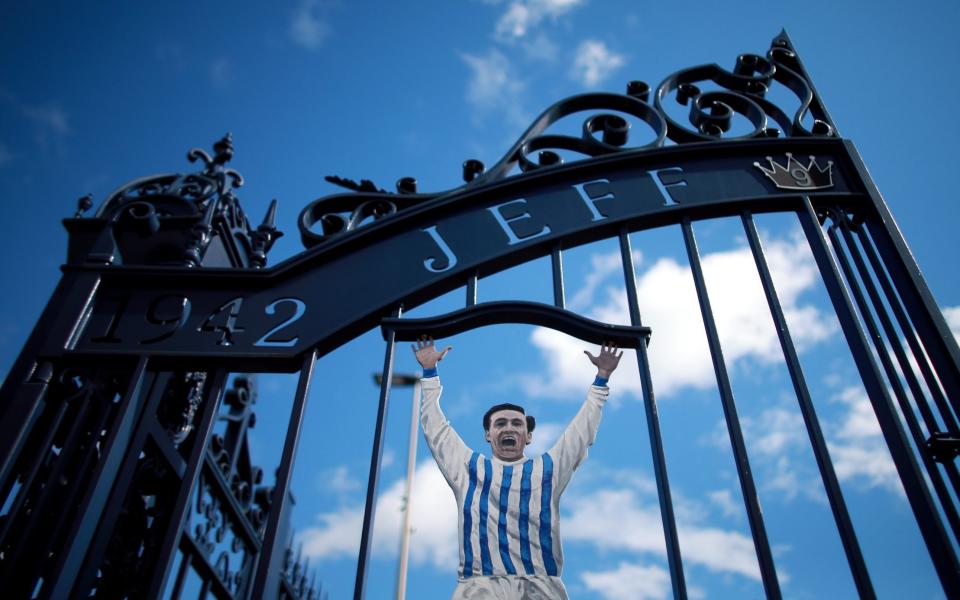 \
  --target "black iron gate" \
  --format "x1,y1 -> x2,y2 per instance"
0,31 -> 958,599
